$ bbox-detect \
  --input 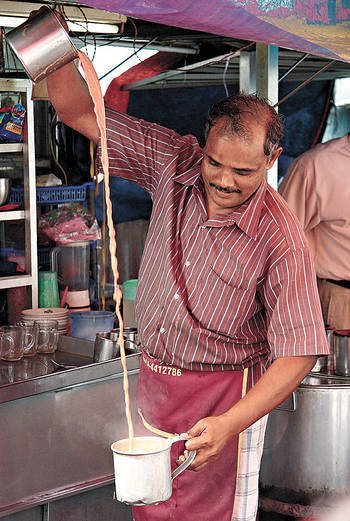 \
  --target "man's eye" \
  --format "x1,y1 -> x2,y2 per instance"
208,158 -> 220,167
235,170 -> 251,176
